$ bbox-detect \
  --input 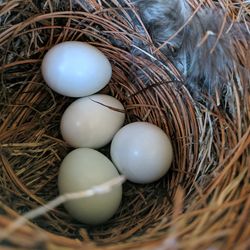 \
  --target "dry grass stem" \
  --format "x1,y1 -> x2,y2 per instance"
0,176 -> 125,241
